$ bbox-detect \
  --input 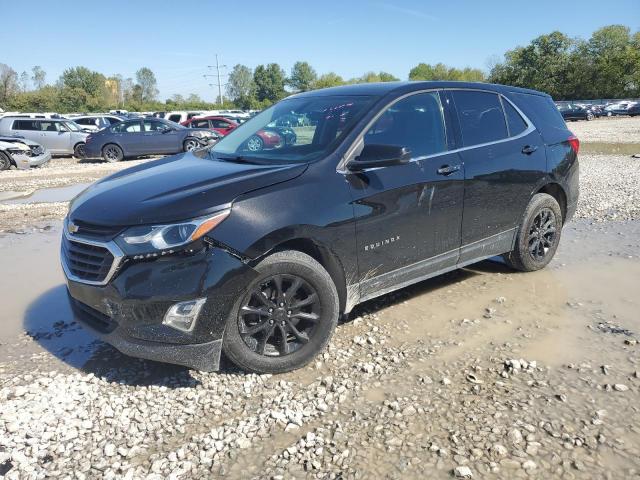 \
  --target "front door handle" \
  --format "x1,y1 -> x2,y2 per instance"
521,145 -> 538,155
437,164 -> 461,176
